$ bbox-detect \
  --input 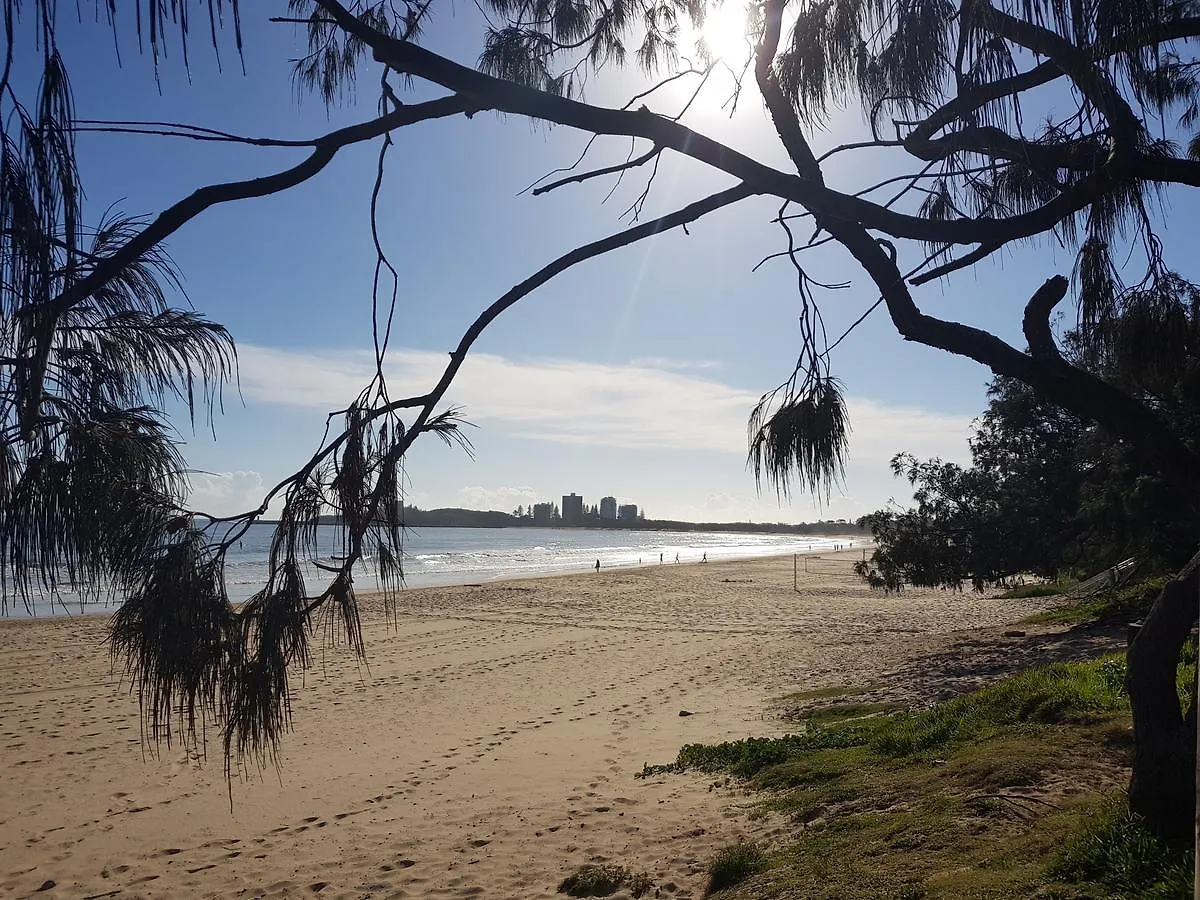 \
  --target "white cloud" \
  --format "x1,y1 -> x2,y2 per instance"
186,470 -> 269,517
843,396 -> 974,465
235,344 -> 972,464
